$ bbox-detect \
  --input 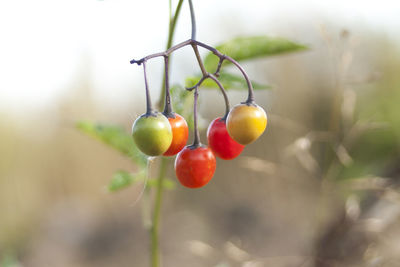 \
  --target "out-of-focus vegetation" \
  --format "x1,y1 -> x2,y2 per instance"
1,26 -> 400,267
